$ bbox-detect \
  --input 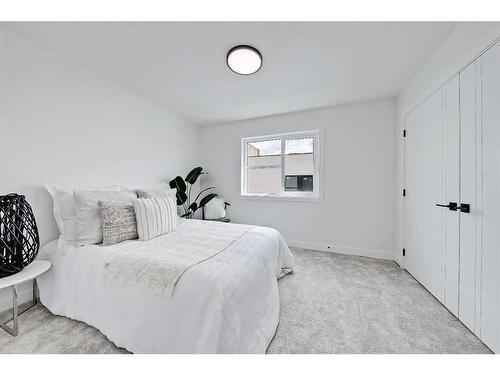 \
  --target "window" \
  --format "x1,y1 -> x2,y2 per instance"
241,130 -> 320,199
